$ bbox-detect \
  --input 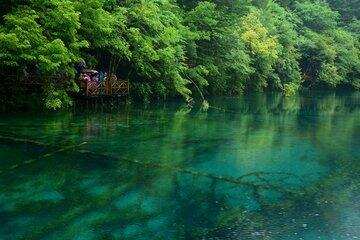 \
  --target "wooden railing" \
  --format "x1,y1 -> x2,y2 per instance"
1,73 -> 129,97
79,74 -> 129,97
